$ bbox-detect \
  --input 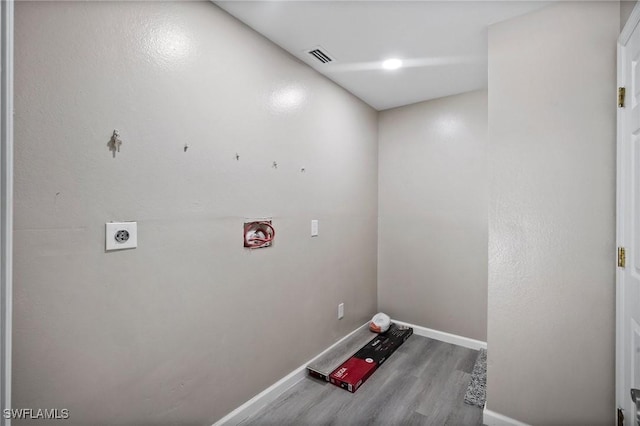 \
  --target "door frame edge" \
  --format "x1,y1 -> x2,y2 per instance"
1,1 -> 14,425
